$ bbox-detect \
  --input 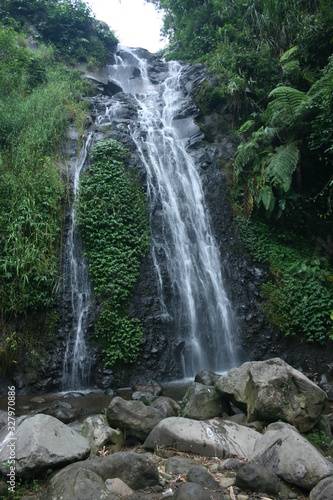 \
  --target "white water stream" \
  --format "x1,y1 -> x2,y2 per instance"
108,49 -> 238,377
62,134 -> 93,390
